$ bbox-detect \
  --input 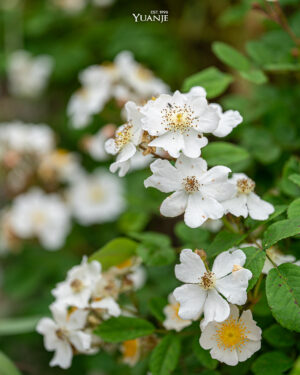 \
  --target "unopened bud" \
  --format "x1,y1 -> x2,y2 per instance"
195,249 -> 207,261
